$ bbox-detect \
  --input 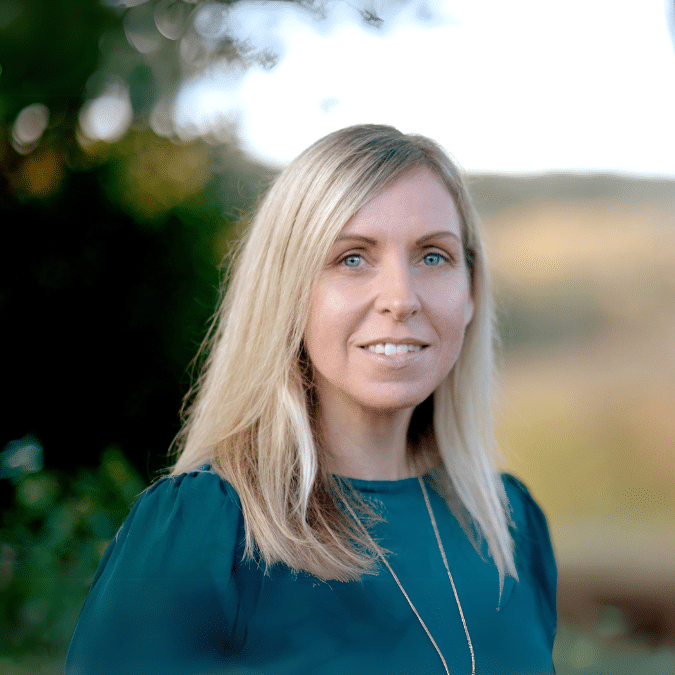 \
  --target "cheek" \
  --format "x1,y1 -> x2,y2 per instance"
438,307 -> 472,344
431,280 -> 472,324
303,306 -> 322,366
304,292 -> 345,367
305,282 -> 365,345
320,284 -> 362,317
429,288 -> 474,354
